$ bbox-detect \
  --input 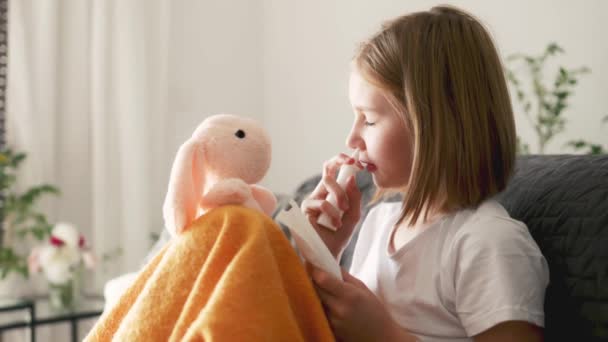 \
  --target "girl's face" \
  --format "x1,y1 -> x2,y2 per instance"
346,68 -> 414,189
